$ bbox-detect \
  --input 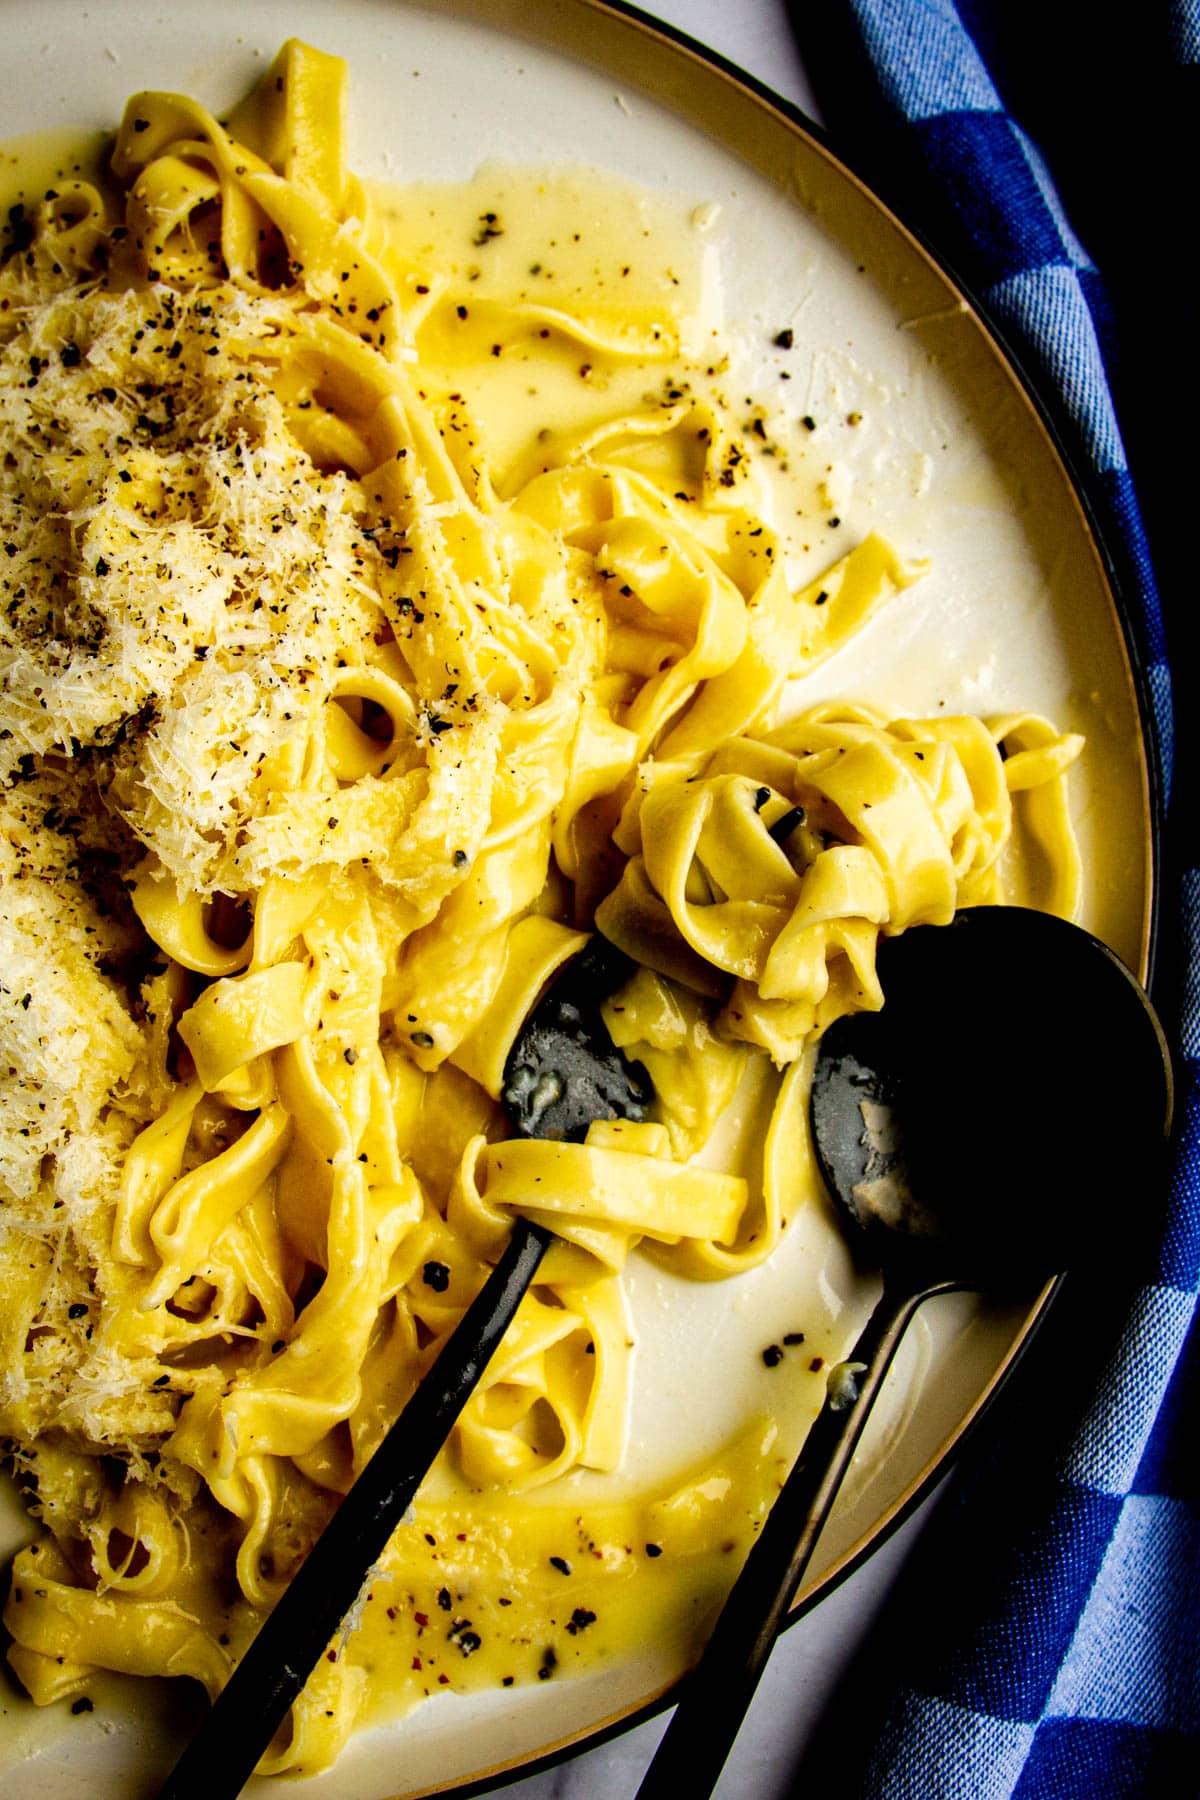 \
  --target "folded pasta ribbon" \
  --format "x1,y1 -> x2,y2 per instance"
598,702 -> 1084,1063
6,1540 -> 231,1703
482,1123 -> 747,1260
